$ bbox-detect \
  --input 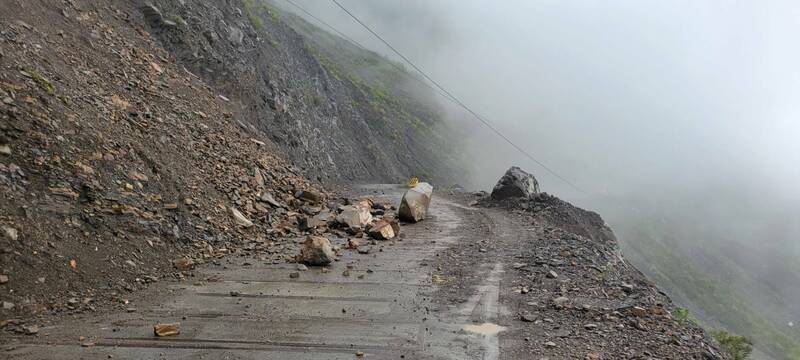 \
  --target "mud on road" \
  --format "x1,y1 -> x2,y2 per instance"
2,185 -> 724,359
